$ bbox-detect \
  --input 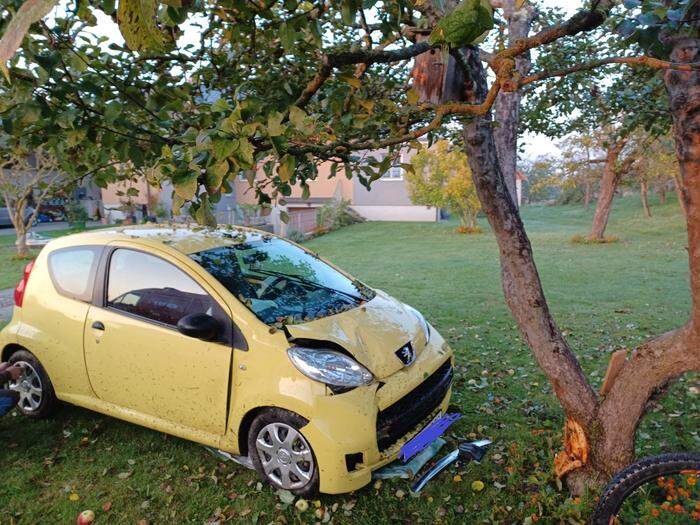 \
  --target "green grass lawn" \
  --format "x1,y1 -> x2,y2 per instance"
0,196 -> 697,524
